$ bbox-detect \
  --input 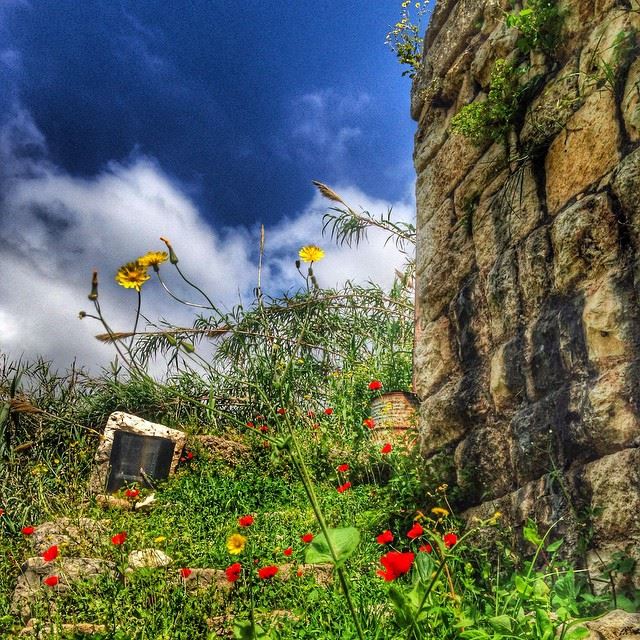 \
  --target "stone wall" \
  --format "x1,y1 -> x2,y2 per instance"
412,0 -> 640,584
